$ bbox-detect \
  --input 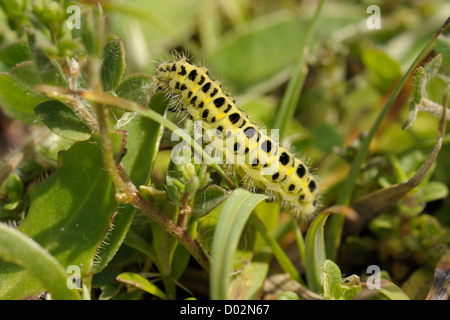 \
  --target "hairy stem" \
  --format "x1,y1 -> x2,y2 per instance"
132,192 -> 210,271
95,103 -> 130,194
95,105 -> 210,271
